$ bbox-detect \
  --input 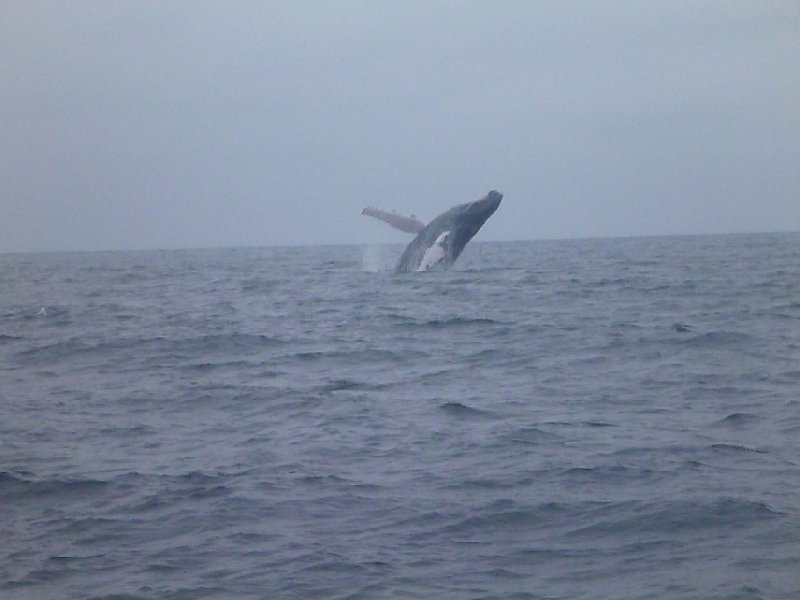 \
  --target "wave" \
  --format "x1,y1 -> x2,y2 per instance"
562,465 -> 666,487
0,472 -> 108,499
241,278 -> 283,293
12,339 -> 95,364
319,379 -> 372,393
398,316 -> 504,330
680,331 -> 754,347
289,347 -> 404,365
712,412 -> 760,428
438,401 -> 495,418
504,426 -> 564,445
710,443 -> 767,454
13,333 -> 287,366
567,497 -> 782,540
434,499 -> 587,537
179,360 -> 253,373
